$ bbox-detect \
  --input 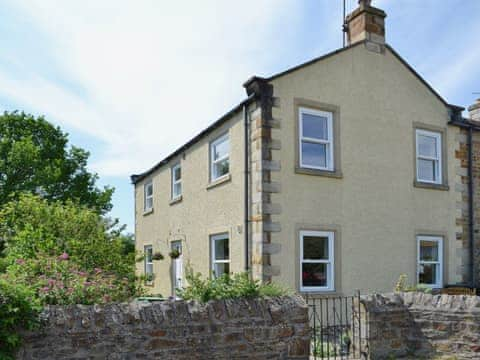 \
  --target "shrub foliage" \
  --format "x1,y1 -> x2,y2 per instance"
3,255 -> 143,306
0,194 -> 143,357
0,279 -> 41,360
0,194 -> 134,277
177,268 -> 288,303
